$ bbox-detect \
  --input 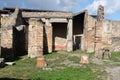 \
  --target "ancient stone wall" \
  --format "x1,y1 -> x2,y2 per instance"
86,15 -> 96,52
28,18 -> 43,58
94,5 -> 104,56
1,11 -> 15,59
22,12 -> 73,18
103,20 -> 120,51
67,19 -> 73,51
1,8 -> 24,59
95,21 -> 103,56
97,5 -> 104,21
2,5 -> 120,58
45,19 -> 53,53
